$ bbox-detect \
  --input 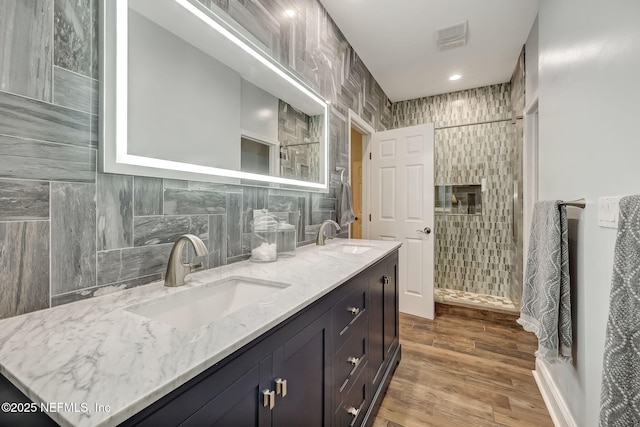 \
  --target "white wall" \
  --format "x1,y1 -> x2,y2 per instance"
535,0 -> 640,424
128,10 -> 241,170
241,80 -> 279,142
